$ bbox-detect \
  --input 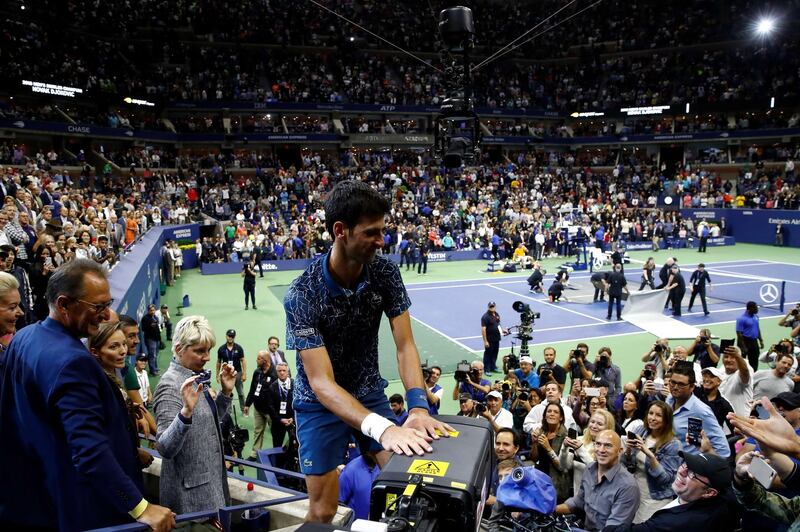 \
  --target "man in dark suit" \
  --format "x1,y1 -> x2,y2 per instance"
266,362 -> 295,448
267,335 -> 288,368
0,259 -> 175,531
